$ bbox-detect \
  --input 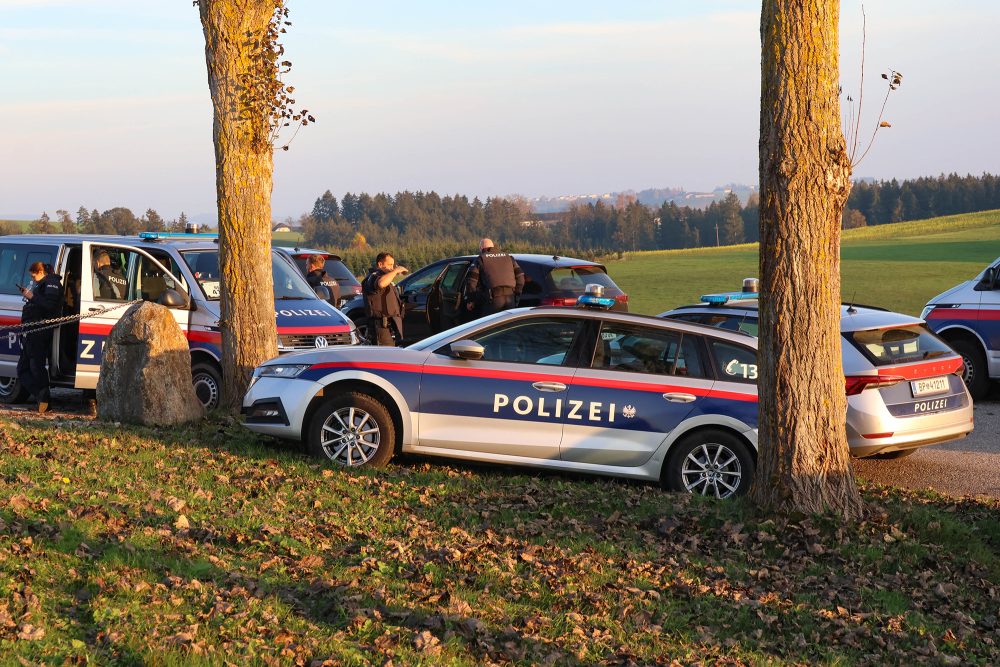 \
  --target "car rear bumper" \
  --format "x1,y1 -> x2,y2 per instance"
847,402 -> 974,457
